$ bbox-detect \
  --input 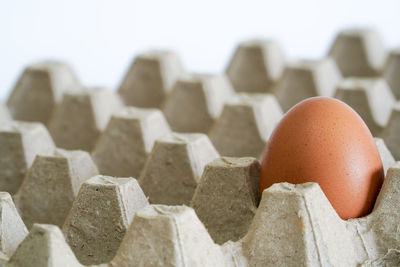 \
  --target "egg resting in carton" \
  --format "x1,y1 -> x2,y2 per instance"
0,28 -> 400,266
